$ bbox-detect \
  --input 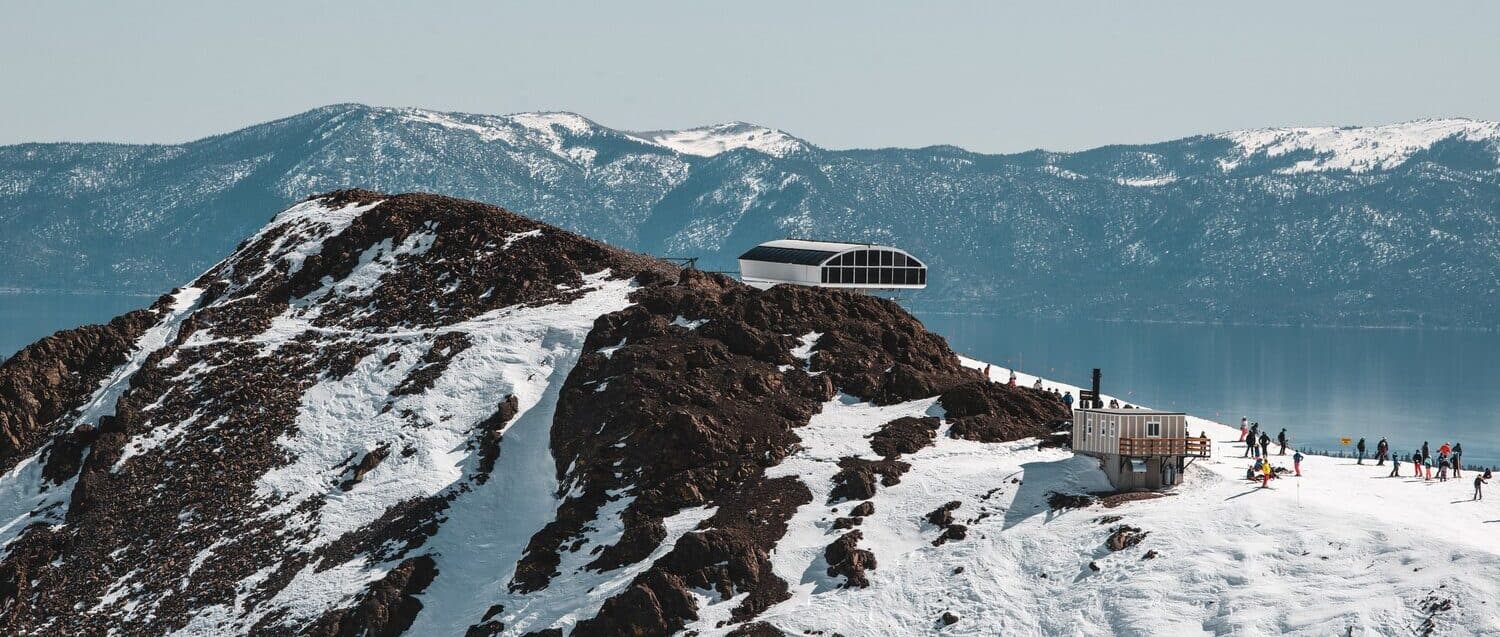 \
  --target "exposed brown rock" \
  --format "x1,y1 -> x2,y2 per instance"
926,501 -> 962,526
829,457 -> 910,504
305,555 -> 437,637
824,530 -> 877,588
868,416 -> 940,458
727,621 -> 787,636
1106,525 -> 1150,552
940,611 -> 960,626
849,501 -> 874,517
340,444 -> 391,491
1047,491 -> 1097,511
0,307 -> 157,473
